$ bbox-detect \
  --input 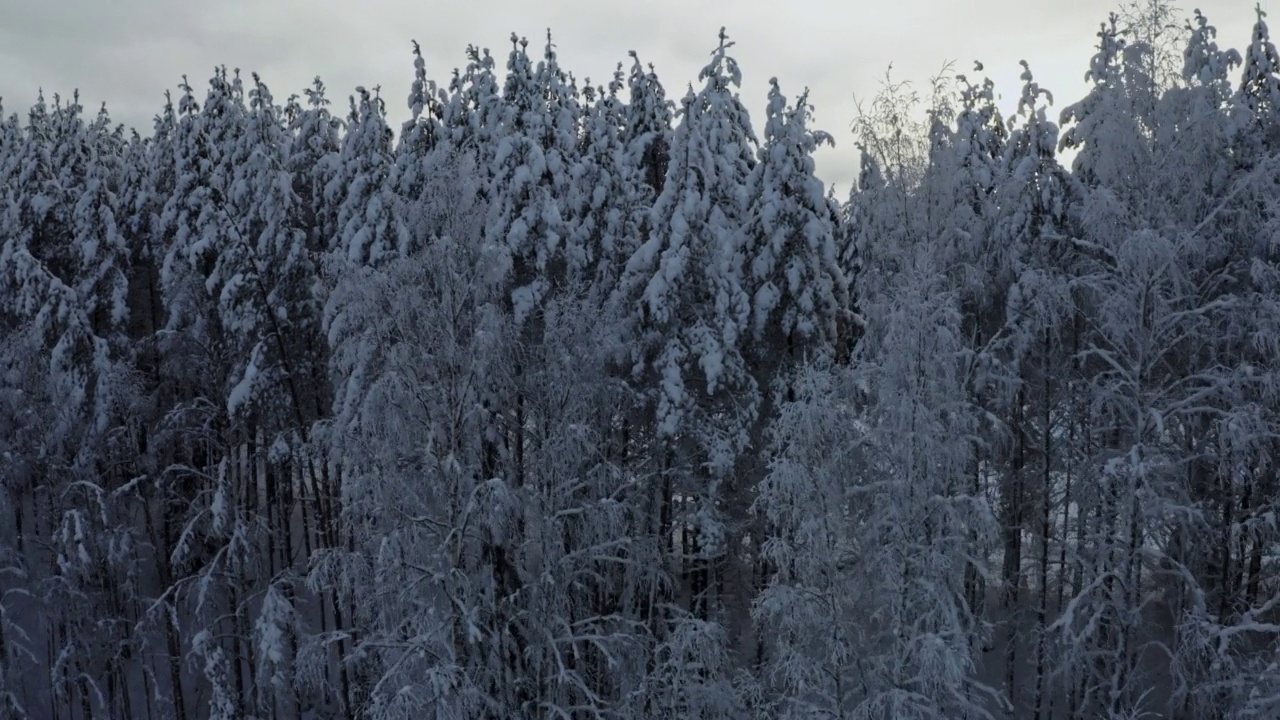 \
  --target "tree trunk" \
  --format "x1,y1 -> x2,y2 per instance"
1034,349 -> 1053,720
1003,390 -> 1027,708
